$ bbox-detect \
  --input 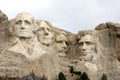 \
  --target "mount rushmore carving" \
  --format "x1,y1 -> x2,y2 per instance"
0,10 -> 120,80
